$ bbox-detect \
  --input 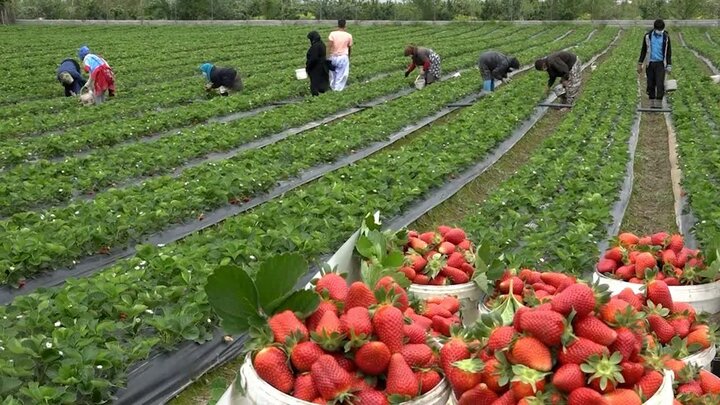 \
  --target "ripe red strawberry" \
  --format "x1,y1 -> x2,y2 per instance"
404,323 -> 427,344
700,369 -> 720,394
268,310 -> 308,344
418,231 -> 440,244
568,387 -> 608,405
646,279 -> 673,310
619,232 -> 640,247
440,337 -> 470,371
551,283 -> 596,317
416,370 -> 442,394
597,258 -> 618,273
510,366 -> 547,399
519,309 -> 567,347
499,276 -> 524,294
609,327 -> 639,362
668,234 -> 684,253
311,354 -> 354,401
386,353 -> 419,398
438,241 -> 456,255
672,302 -> 697,322
312,310 -> 344,350
511,336 -> 552,372
331,353 -> 356,373
559,337 -> 608,365
443,228 -> 466,245
650,232 -> 669,246
345,282 -> 376,310
293,373 -> 318,401
439,296 -> 460,313
339,307 -> 373,339
457,239 -> 472,250
616,288 -> 643,310
488,325 -> 516,352
553,363 -> 585,393
413,274 -> 430,284
687,324 -> 712,350
354,390 -> 389,405
409,237 -> 429,253
446,252 -> 466,269
677,381 -> 703,395
437,225 -> 451,235
617,362 -> 644,387
600,298 -> 633,324
423,303 -> 452,319
441,266 -> 470,284
355,341 -> 391,375
604,247 -> 625,262
409,255 -> 428,272
290,341 -> 325,372
634,252 -> 657,278
447,358 -> 483,397
648,314 -> 676,344
400,344 -> 435,368
532,282 -> 557,294
574,315 -> 618,346
660,250 -> 676,266
307,300 -> 338,332
431,316 -> 456,337
253,346 -> 294,394
315,272 -> 348,301
399,266 -> 417,281
604,388 -> 641,405
457,383 -> 499,405
540,272 -> 570,288
638,236 -> 652,246
636,370 -> 663,399
615,265 -> 636,281
376,277 -> 409,311
372,304 -> 405,353
429,276 -> 447,285
481,358 -> 503,392
406,310 -> 433,330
